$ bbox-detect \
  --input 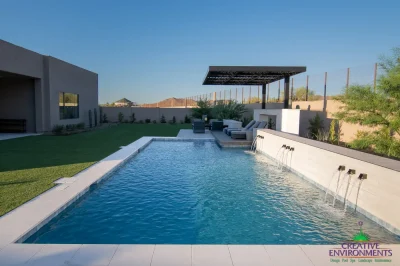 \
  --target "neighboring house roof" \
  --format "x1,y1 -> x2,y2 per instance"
114,98 -> 132,104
